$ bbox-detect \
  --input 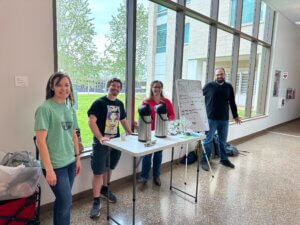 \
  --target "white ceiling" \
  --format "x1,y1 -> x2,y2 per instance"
264,0 -> 300,25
